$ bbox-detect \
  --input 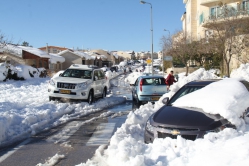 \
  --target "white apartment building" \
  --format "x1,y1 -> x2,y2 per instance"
182,0 -> 249,69
182,0 -> 249,40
